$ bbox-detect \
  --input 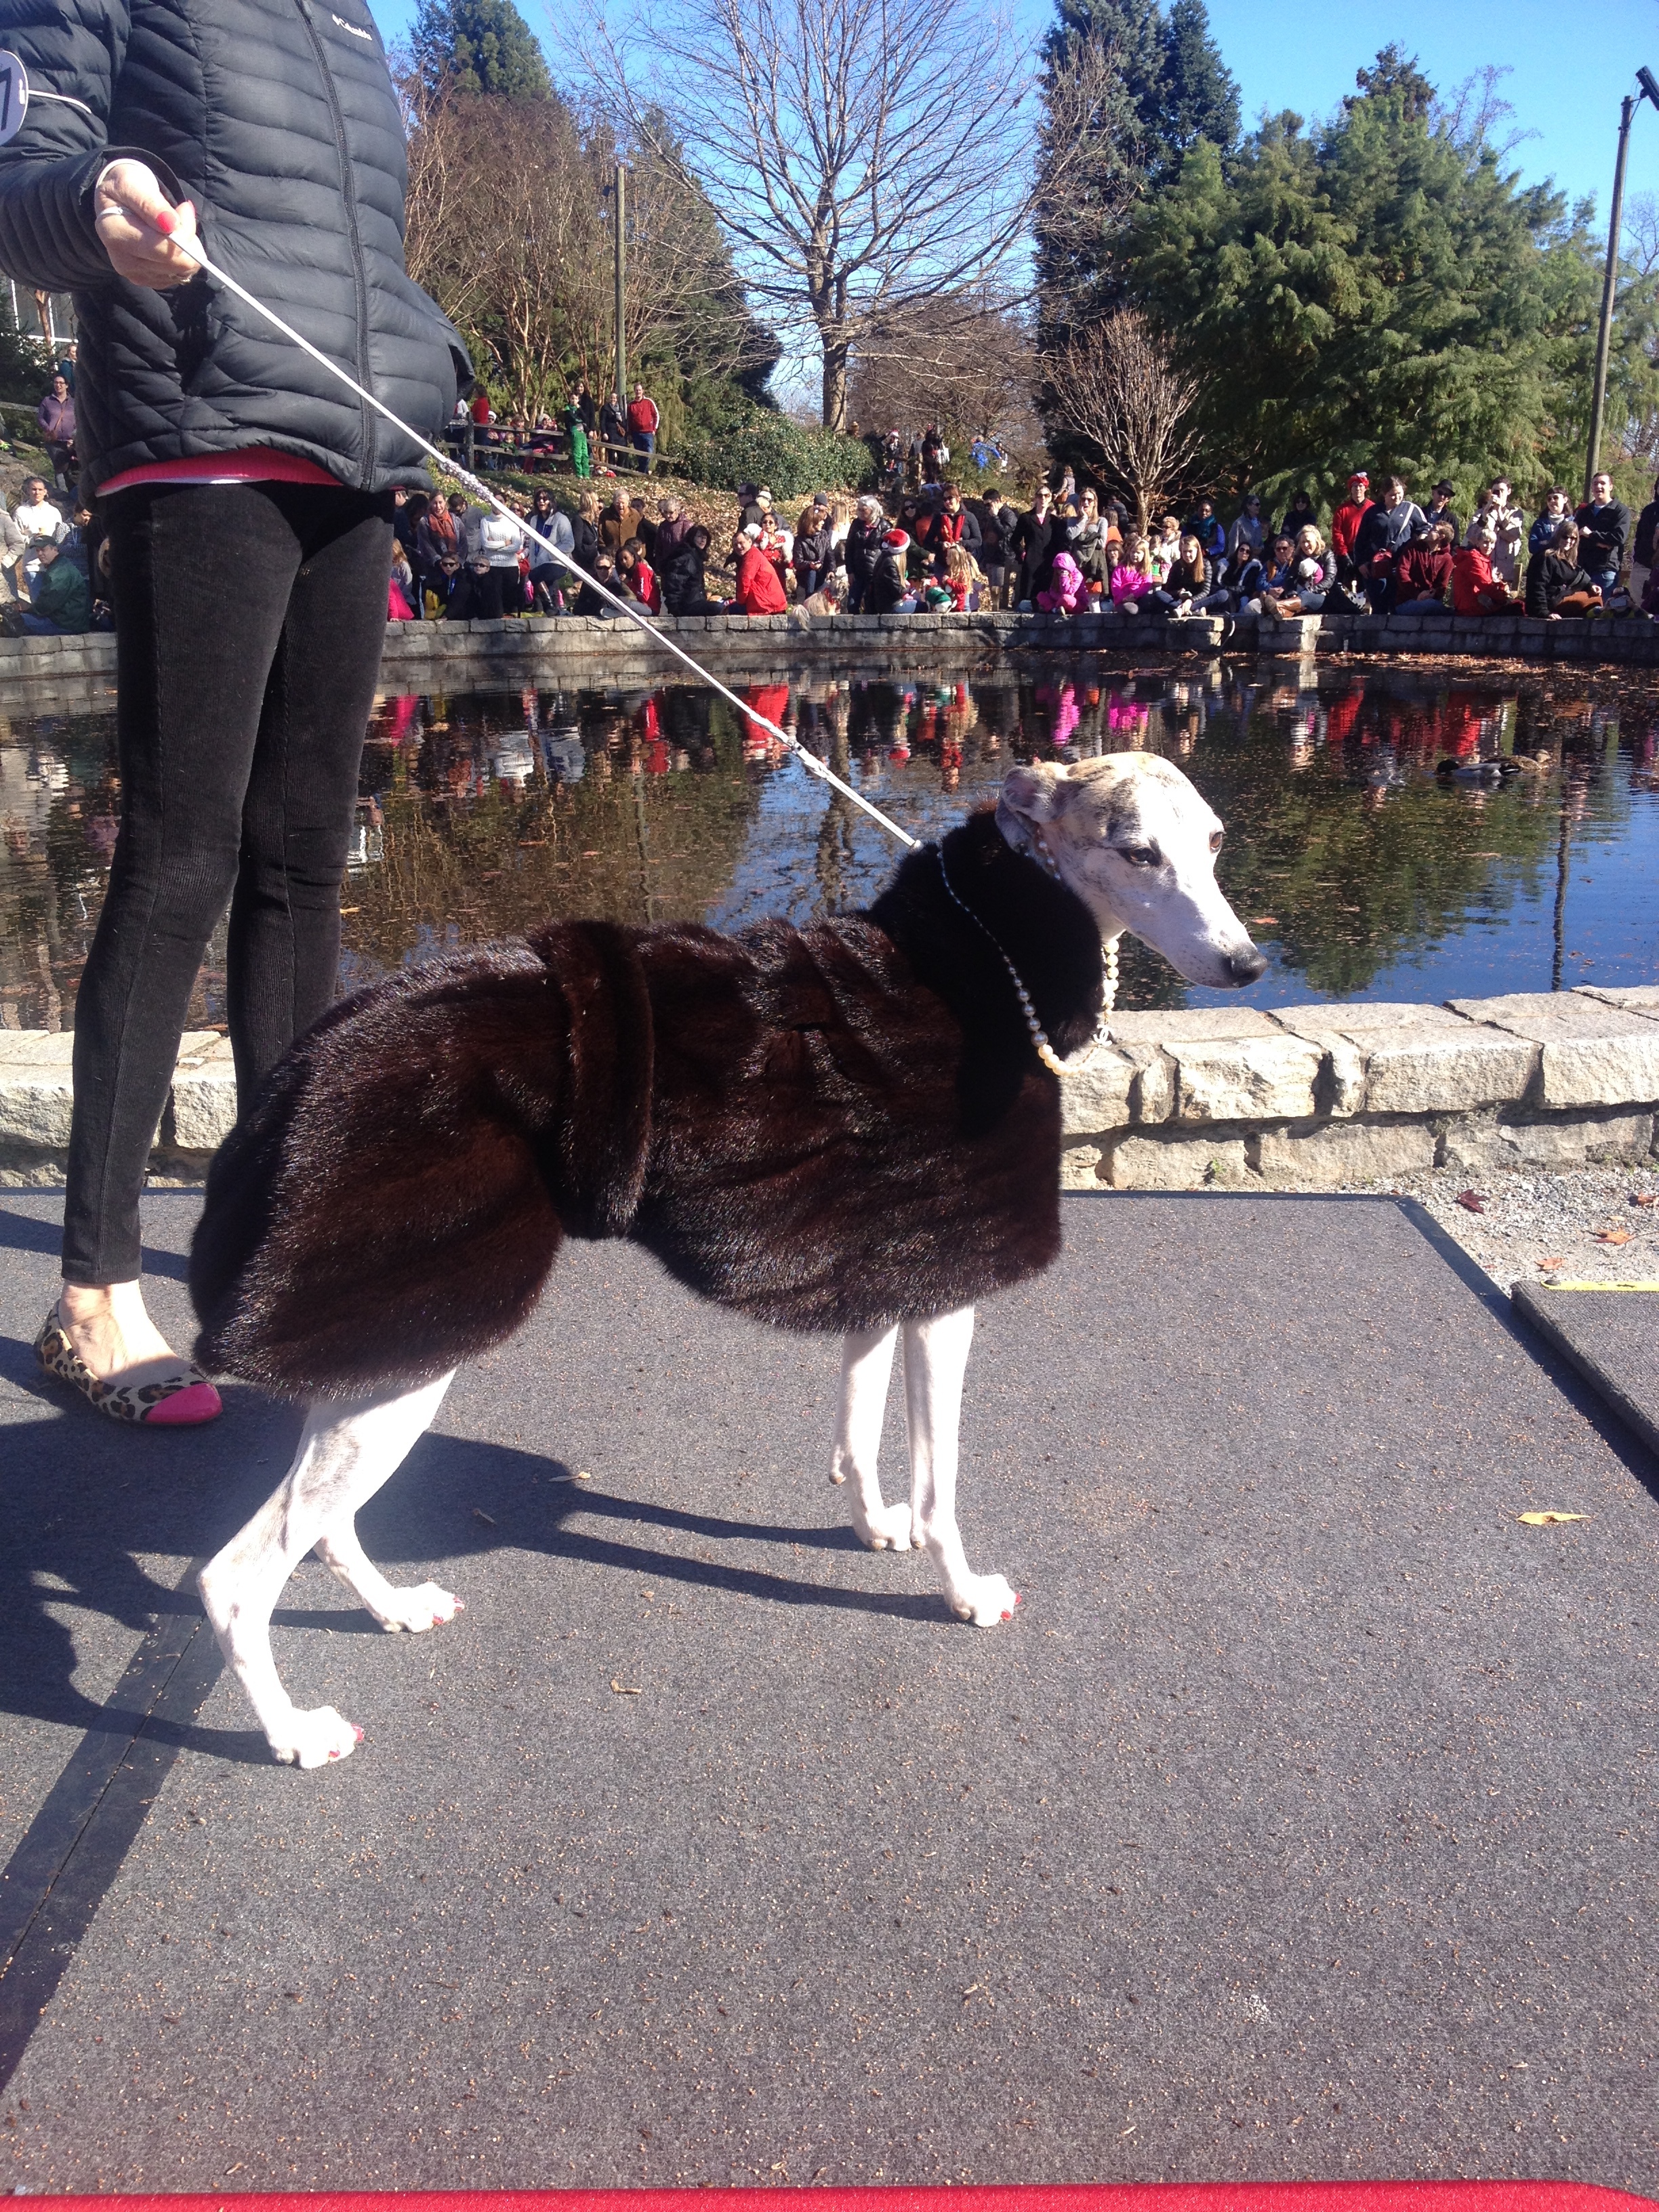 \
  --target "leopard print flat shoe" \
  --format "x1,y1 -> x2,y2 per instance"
35,1308 -> 224,1426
